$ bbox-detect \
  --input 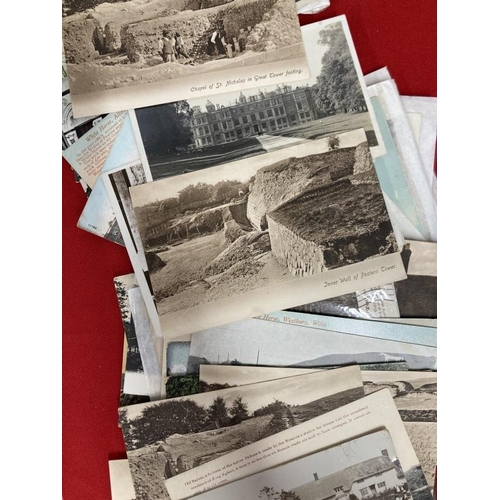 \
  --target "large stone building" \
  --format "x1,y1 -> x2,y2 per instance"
190,85 -> 319,148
